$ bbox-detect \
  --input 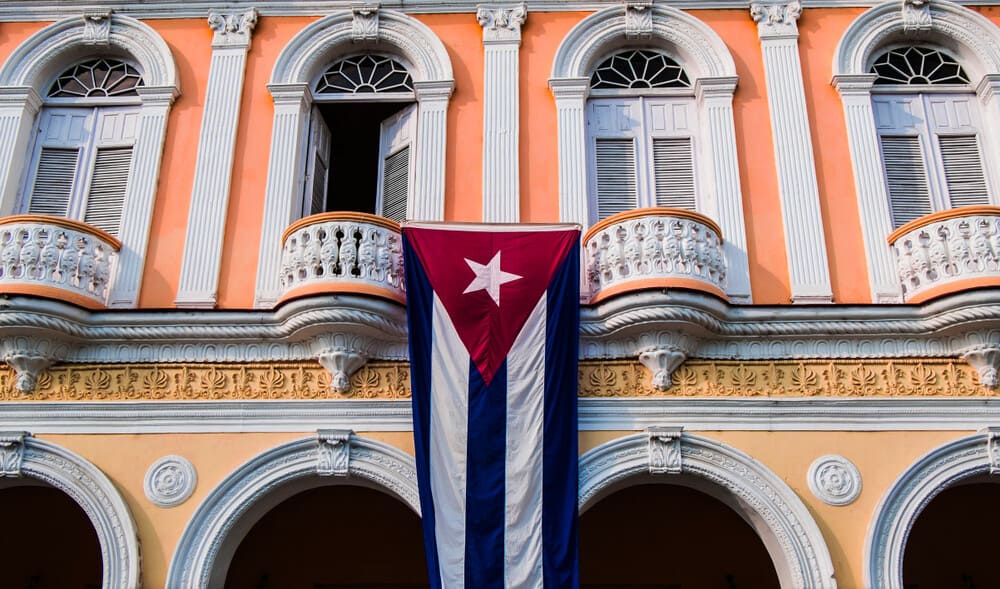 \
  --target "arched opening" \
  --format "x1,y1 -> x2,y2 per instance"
580,483 -> 779,588
903,479 -> 1000,589
224,484 -> 427,588
0,483 -> 102,587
